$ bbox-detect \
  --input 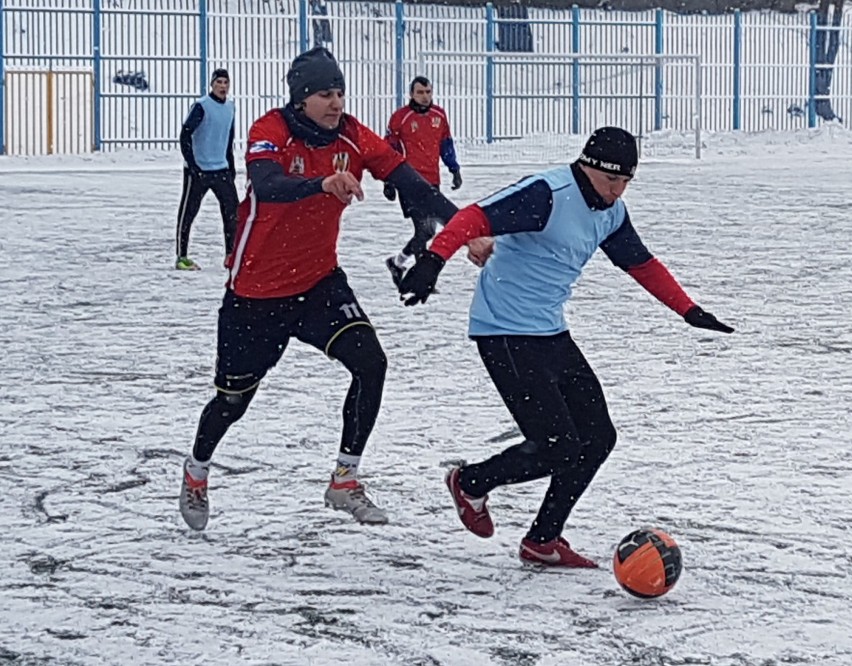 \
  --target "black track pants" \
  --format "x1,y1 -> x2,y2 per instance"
175,167 -> 238,258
